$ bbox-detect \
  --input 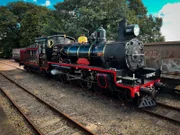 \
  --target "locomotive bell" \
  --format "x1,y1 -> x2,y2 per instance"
96,26 -> 106,42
